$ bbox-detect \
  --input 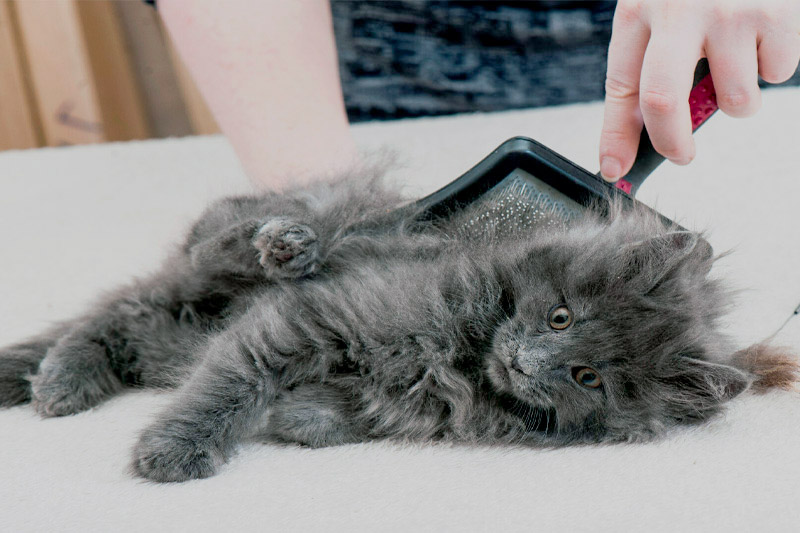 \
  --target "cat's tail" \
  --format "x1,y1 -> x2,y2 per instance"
0,330 -> 62,406
733,342 -> 800,393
